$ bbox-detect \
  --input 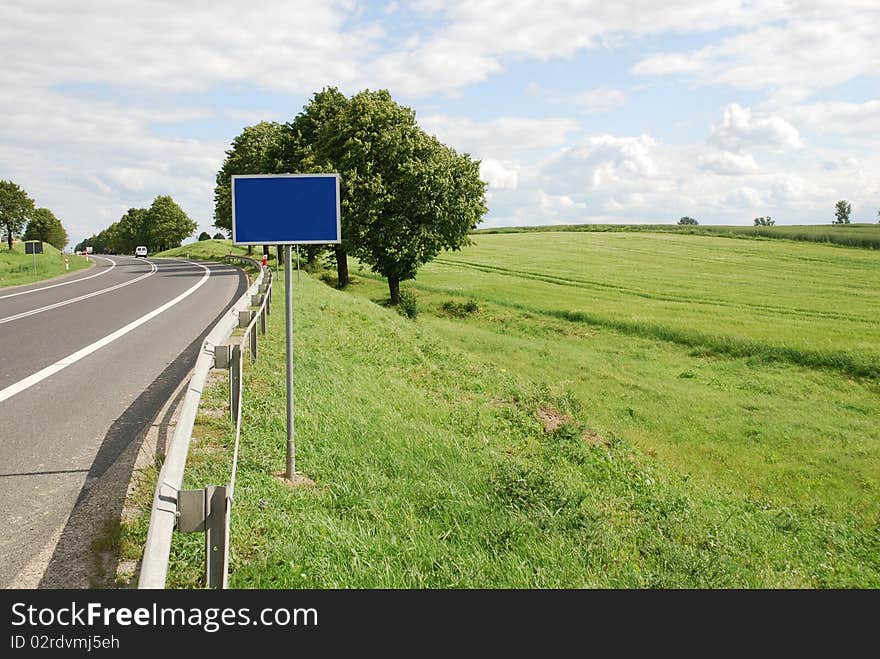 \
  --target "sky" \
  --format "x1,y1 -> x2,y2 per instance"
1,0 -> 878,248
